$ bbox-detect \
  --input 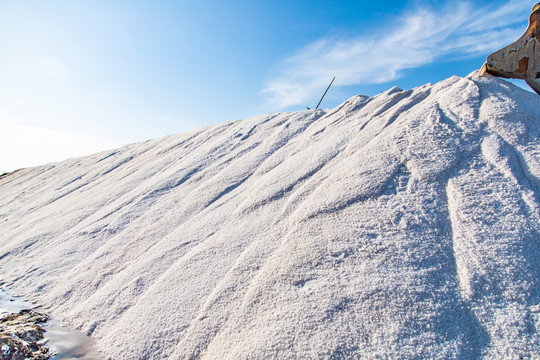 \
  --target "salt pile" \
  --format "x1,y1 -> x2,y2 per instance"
0,72 -> 538,359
